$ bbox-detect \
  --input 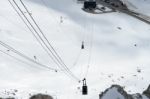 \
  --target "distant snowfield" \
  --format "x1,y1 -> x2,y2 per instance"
0,0 -> 150,99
